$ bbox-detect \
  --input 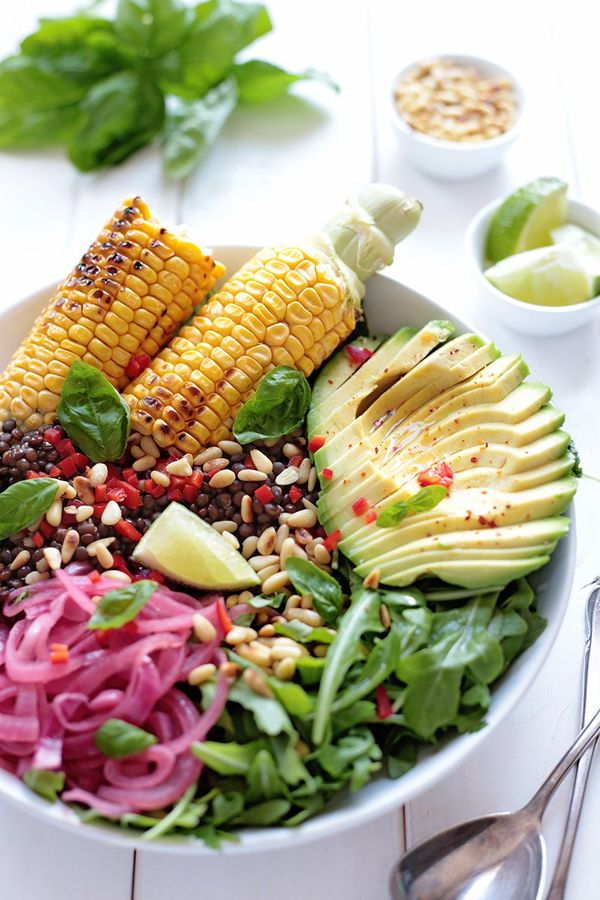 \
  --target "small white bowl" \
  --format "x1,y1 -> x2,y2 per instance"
391,54 -> 524,181
466,196 -> 600,336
